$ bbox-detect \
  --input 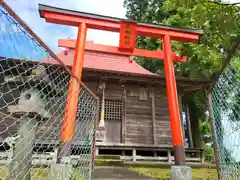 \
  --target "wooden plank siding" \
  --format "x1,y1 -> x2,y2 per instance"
105,83 -> 123,99
101,83 -> 176,146
103,120 -> 121,142
125,85 -> 153,144
121,86 -> 126,143
151,89 -> 157,145
155,94 -> 172,145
